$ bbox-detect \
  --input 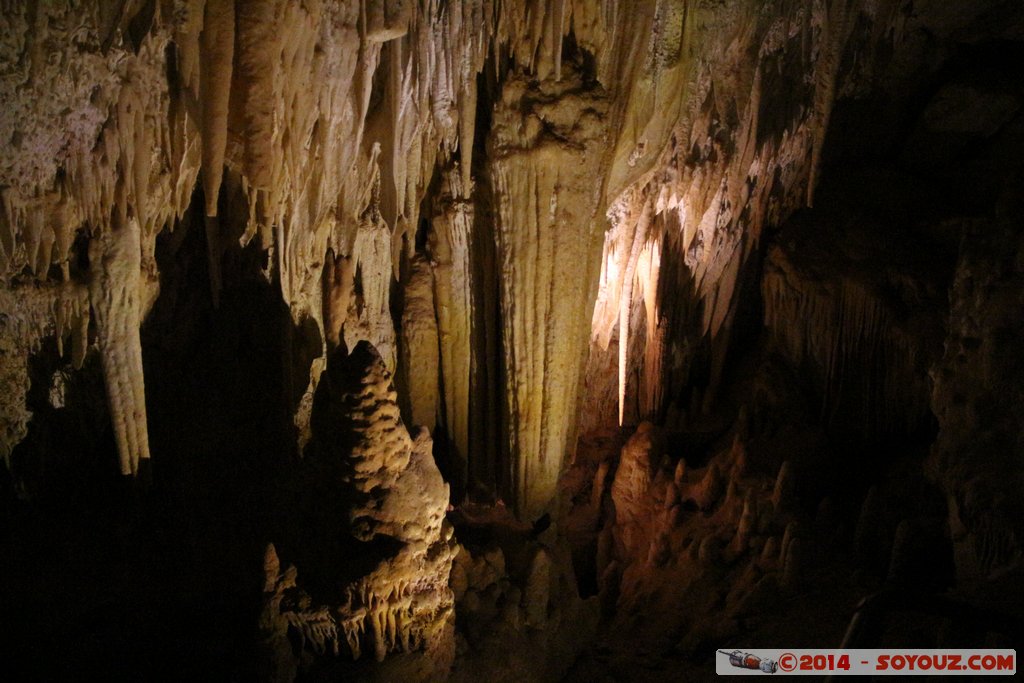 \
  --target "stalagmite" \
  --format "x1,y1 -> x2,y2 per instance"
610,423 -> 663,557
674,458 -> 687,487
266,342 -> 456,678
524,548 -> 552,629
592,460 -> 611,509
400,255 -> 440,430
698,535 -> 722,565
782,536 -> 804,588
735,494 -> 755,550
693,462 -> 724,511
772,460 -> 796,513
